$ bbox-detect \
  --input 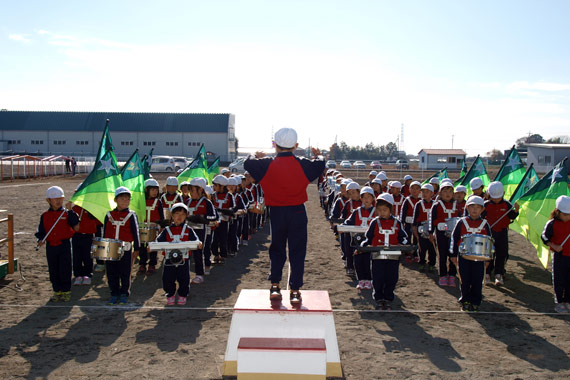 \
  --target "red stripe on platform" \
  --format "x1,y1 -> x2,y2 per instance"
238,337 -> 326,351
